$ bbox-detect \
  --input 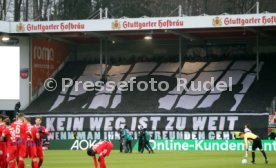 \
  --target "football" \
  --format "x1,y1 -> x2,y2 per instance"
242,158 -> 247,164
